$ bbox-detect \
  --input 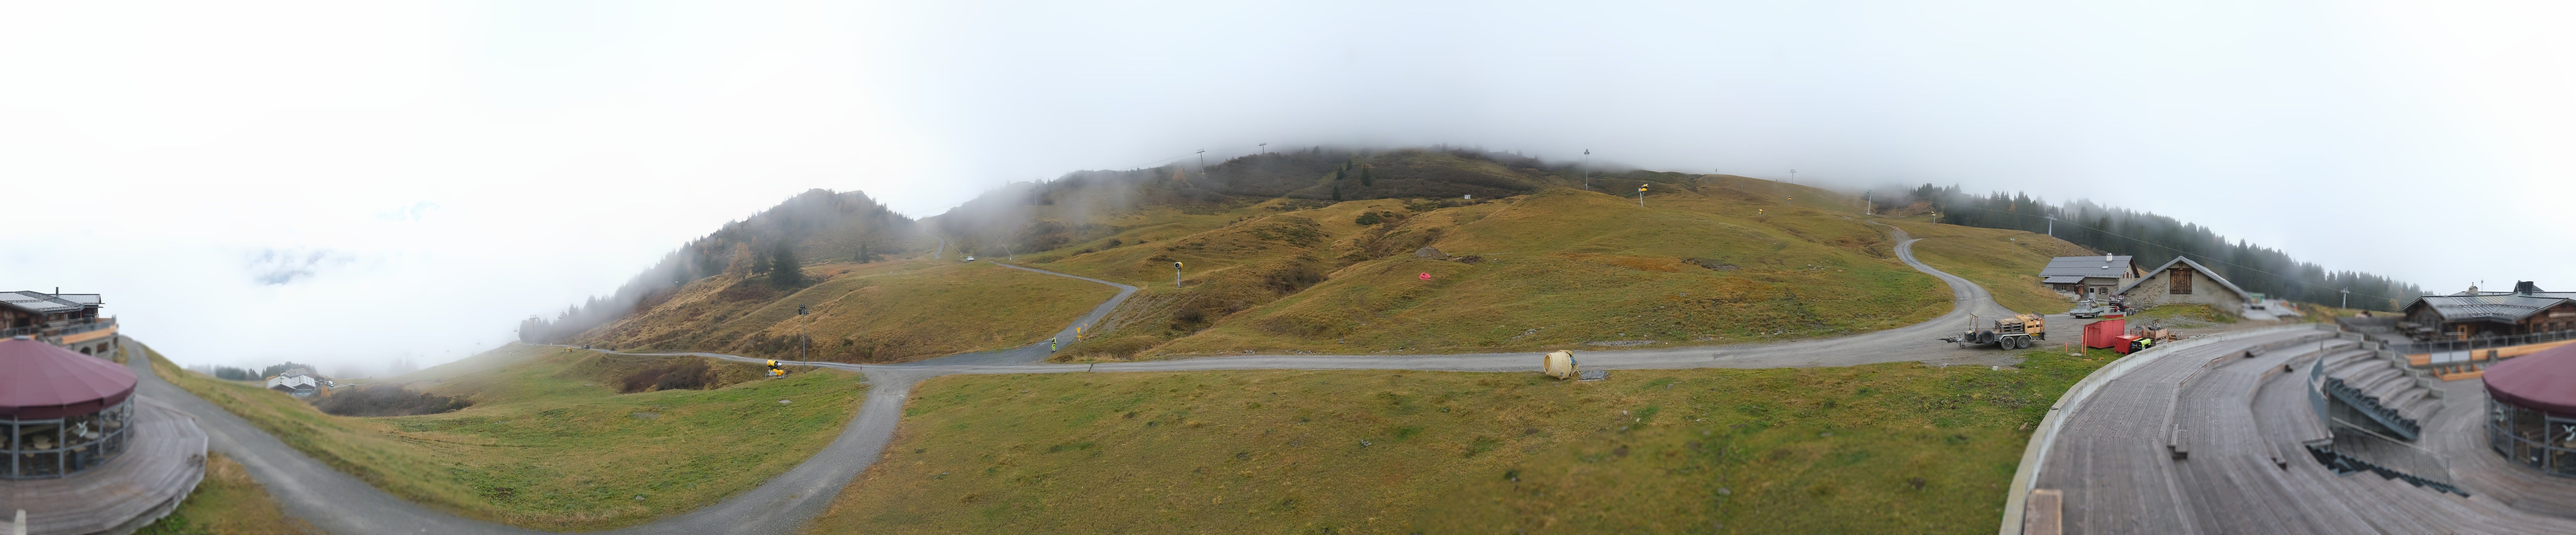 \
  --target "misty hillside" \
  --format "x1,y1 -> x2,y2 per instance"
516,189 -> 923,343
514,144 -> 2414,362
920,147 -> 1707,258
514,147 -> 1821,361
